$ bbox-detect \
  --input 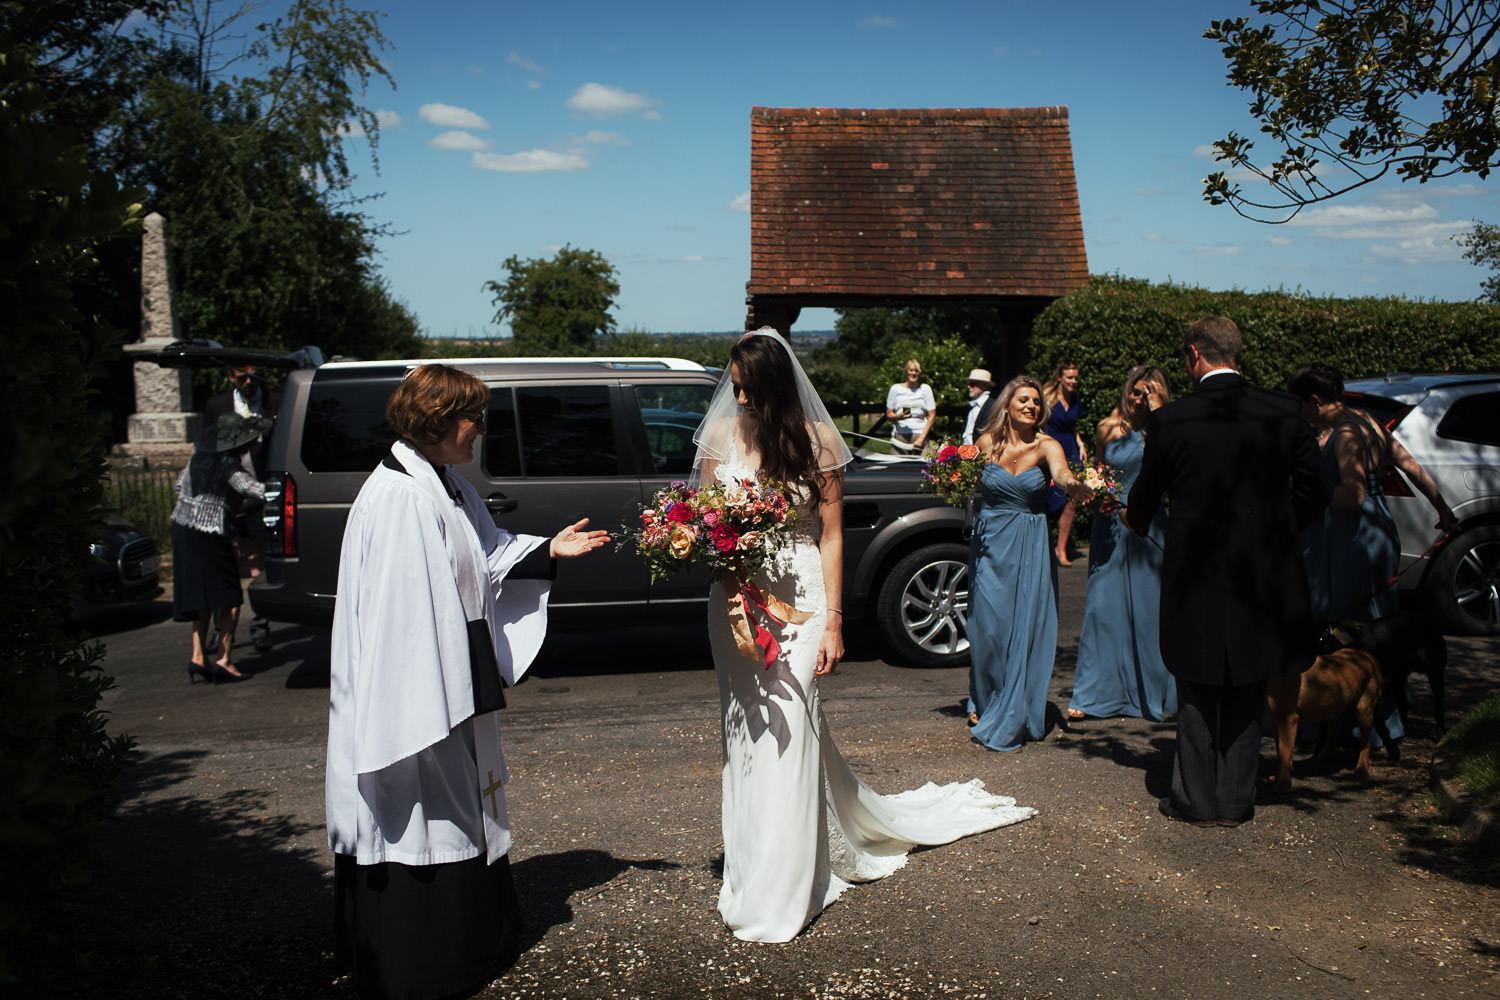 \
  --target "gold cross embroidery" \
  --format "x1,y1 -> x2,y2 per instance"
482,769 -> 504,820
